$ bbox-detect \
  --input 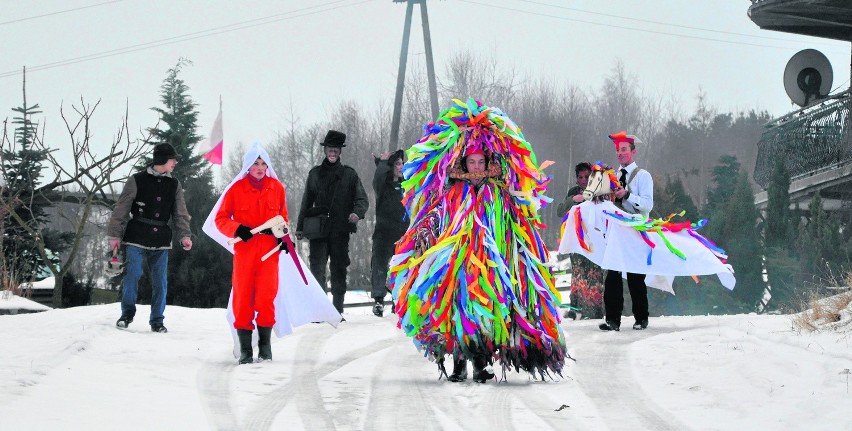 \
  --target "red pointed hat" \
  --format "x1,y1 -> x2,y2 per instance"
608,131 -> 641,147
